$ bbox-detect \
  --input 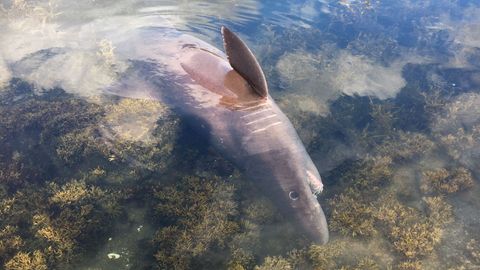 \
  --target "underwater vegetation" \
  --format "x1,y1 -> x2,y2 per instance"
376,195 -> 450,259
0,80 -> 179,269
152,175 -> 239,269
1,35 -> 480,270
4,250 -> 48,270
420,167 -> 474,195
284,80 -> 478,269
141,59 -> 479,270
1,0 -> 480,269
56,97 -> 179,177
326,152 -> 453,263
0,226 -> 23,265
375,132 -> 435,162
0,165 -> 123,269
253,256 -> 293,270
